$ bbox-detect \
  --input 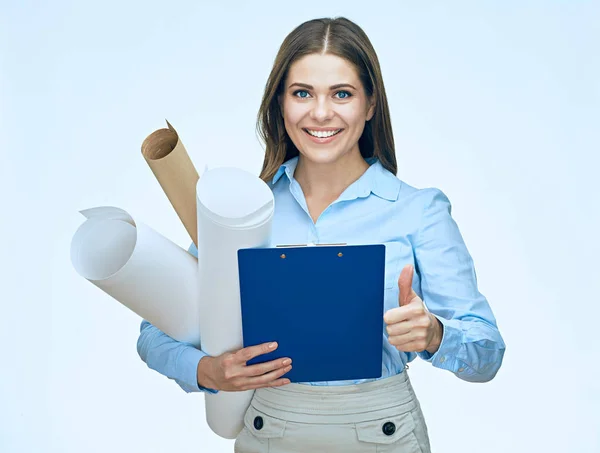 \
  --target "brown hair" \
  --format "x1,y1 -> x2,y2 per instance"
257,17 -> 397,182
